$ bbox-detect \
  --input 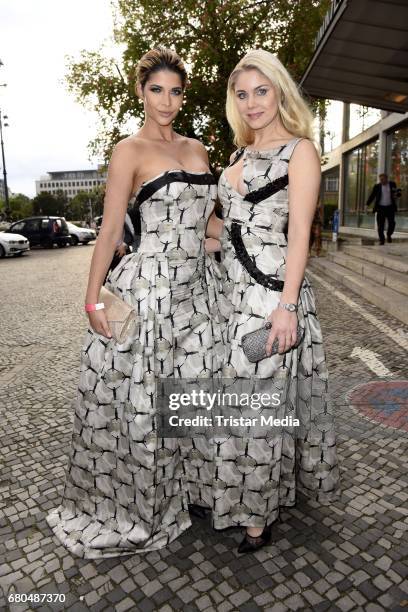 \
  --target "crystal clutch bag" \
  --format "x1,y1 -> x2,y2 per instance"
241,320 -> 304,363
99,286 -> 137,344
